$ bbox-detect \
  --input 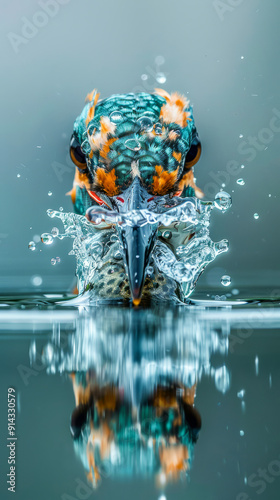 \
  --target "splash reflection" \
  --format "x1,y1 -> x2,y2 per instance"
30,307 -> 230,489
